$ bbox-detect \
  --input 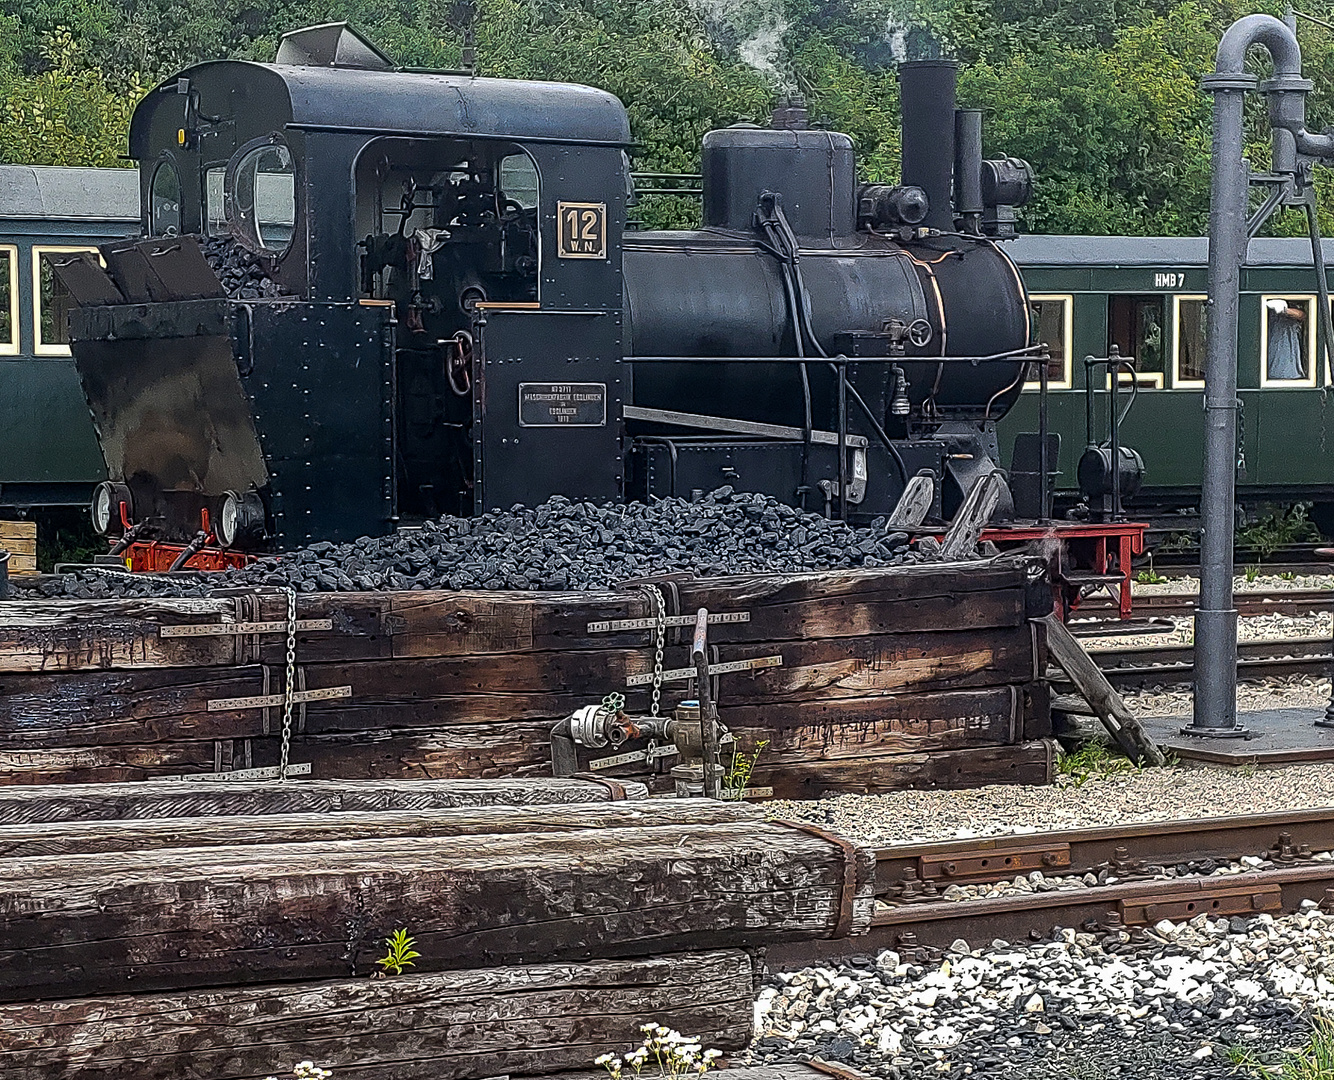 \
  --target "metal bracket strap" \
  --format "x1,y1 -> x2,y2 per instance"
588,743 -> 681,771
160,619 -> 333,637
625,655 -> 782,687
207,685 -> 352,712
588,612 -> 749,633
160,762 -> 314,782
774,820 -> 864,939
